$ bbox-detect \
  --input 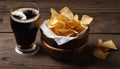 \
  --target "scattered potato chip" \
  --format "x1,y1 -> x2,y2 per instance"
47,7 -> 93,37
101,40 -> 117,50
93,47 -> 109,59
97,39 -> 103,47
104,52 -> 110,57
93,39 -> 118,59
